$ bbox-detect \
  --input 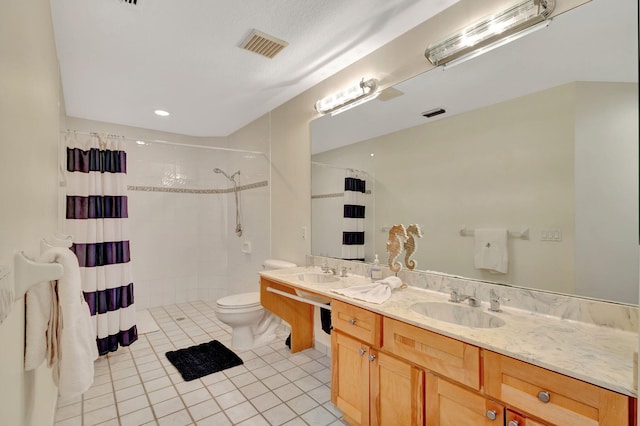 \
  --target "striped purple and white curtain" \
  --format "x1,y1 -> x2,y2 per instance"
65,133 -> 137,355
341,170 -> 366,261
